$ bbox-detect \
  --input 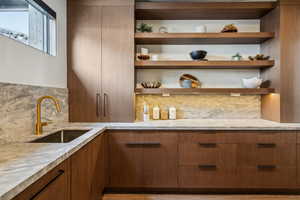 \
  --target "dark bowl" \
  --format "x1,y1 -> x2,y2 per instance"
190,50 -> 207,60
